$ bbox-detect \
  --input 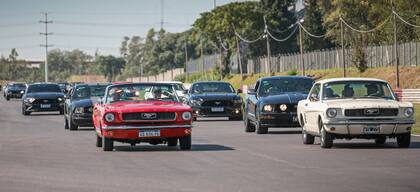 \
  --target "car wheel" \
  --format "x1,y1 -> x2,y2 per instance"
68,118 -> 78,131
255,115 -> 268,134
319,120 -> 333,148
64,116 -> 69,129
302,129 -> 315,145
244,115 -> 255,133
96,134 -> 102,148
59,109 -> 64,115
6,96 -> 9,101
397,132 -> 411,148
167,138 -> 178,147
179,135 -> 191,150
375,136 -> 386,145
193,117 -> 197,121
103,136 -> 113,151
22,105 -> 30,116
